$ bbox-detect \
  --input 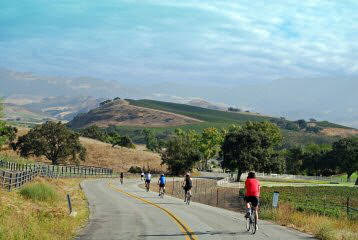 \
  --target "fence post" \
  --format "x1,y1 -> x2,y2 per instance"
8,173 -> 13,191
195,179 -> 198,193
2,171 -> 5,188
204,187 -> 207,204
347,196 -> 350,217
67,194 -> 73,214
216,188 -> 219,207
172,177 -> 174,195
